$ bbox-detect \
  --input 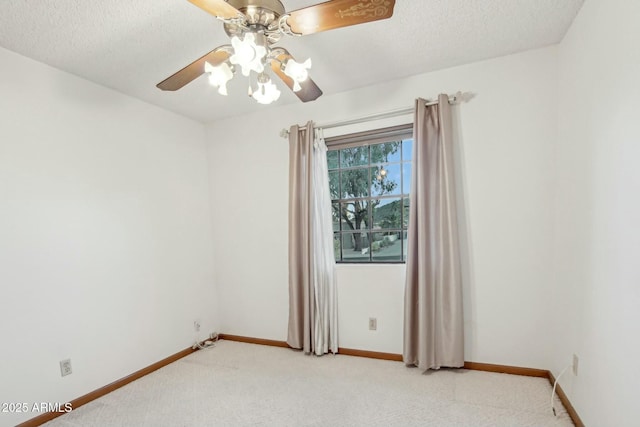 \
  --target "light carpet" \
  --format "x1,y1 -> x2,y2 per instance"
43,340 -> 573,427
